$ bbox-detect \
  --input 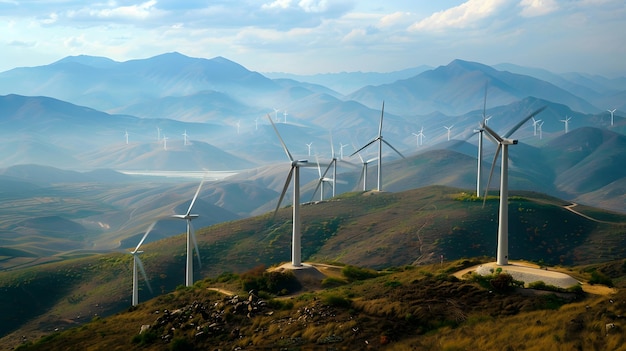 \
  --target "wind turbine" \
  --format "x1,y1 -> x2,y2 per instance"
339,143 -> 349,160
444,125 -> 454,141
182,130 -> 188,146
306,142 -> 313,156
273,108 -> 280,122
350,102 -> 405,192
482,106 -> 547,266
311,155 -> 334,201
354,148 -> 378,192
412,132 -> 420,148
172,178 -> 205,286
283,110 -> 288,124
267,114 -> 310,267
532,117 -> 542,136
130,222 -> 156,306
608,109 -> 616,126
560,116 -> 571,134
418,127 -> 424,146
125,130 -> 129,145
162,136 -> 169,150
538,121 -> 544,140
